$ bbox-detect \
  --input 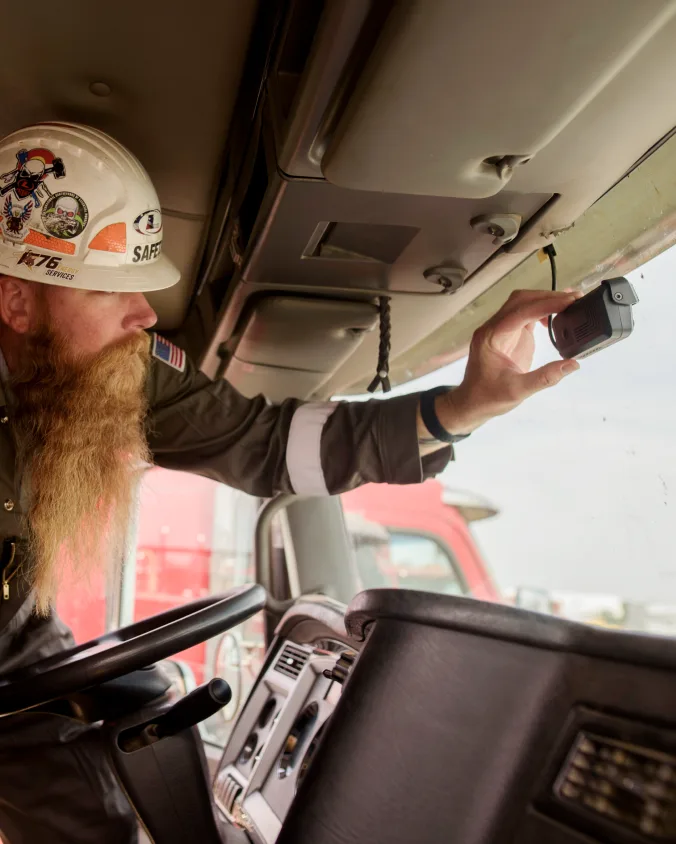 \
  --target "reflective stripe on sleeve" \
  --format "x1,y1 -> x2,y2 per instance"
286,402 -> 337,495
